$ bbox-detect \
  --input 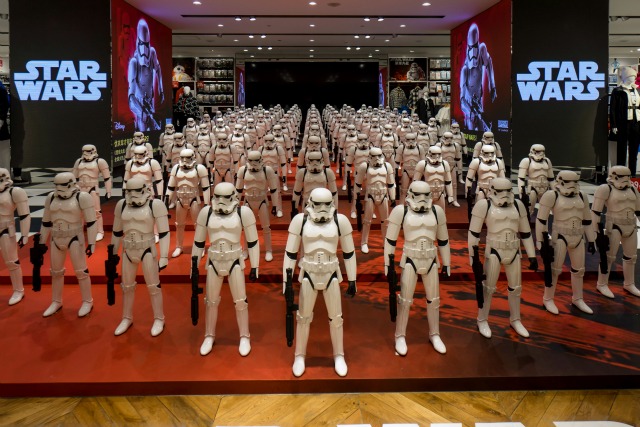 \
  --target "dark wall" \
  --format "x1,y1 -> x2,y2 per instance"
512,0 -> 609,168
245,62 -> 379,112
10,0 -> 111,168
